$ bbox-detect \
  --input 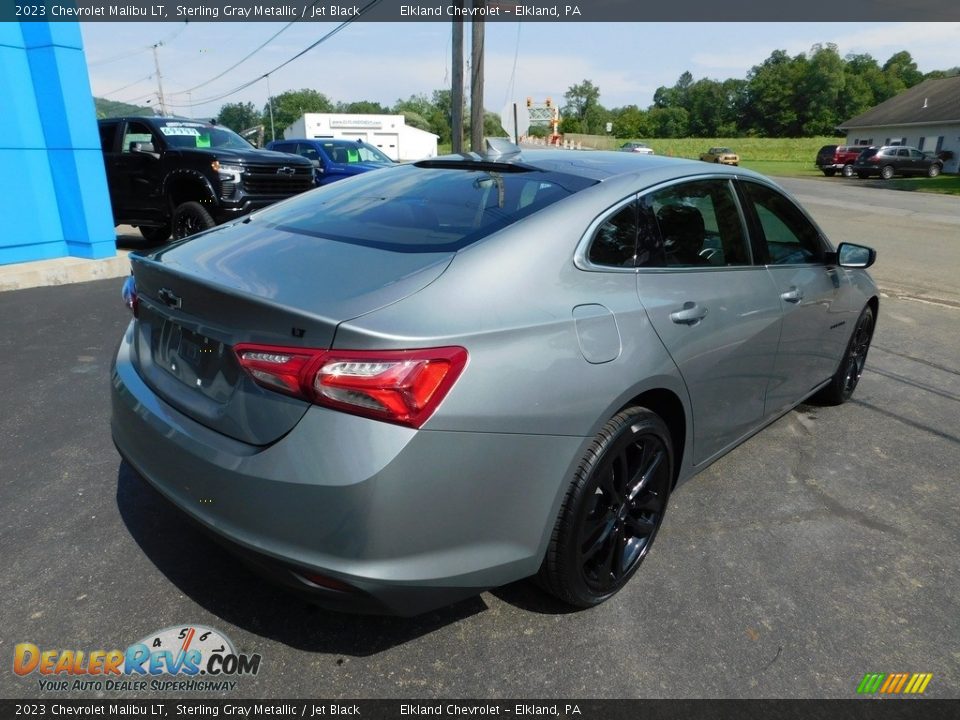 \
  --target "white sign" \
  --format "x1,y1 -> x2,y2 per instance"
500,102 -> 531,144
330,118 -> 382,129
